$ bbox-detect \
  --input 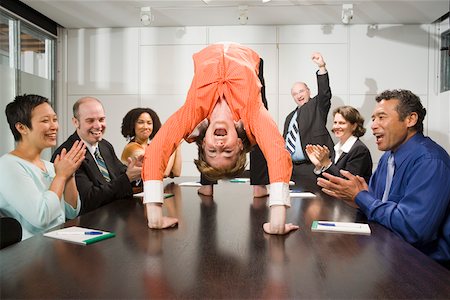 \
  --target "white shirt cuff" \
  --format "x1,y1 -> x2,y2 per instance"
143,180 -> 164,204
269,182 -> 291,207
